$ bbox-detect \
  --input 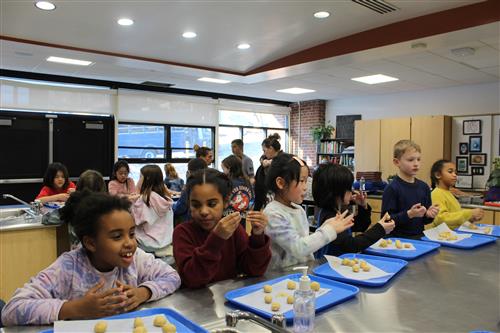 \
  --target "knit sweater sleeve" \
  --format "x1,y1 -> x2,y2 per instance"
135,249 -> 180,301
382,185 -> 411,226
265,206 -> 337,258
430,189 -> 473,229
234,226 -> 271,277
